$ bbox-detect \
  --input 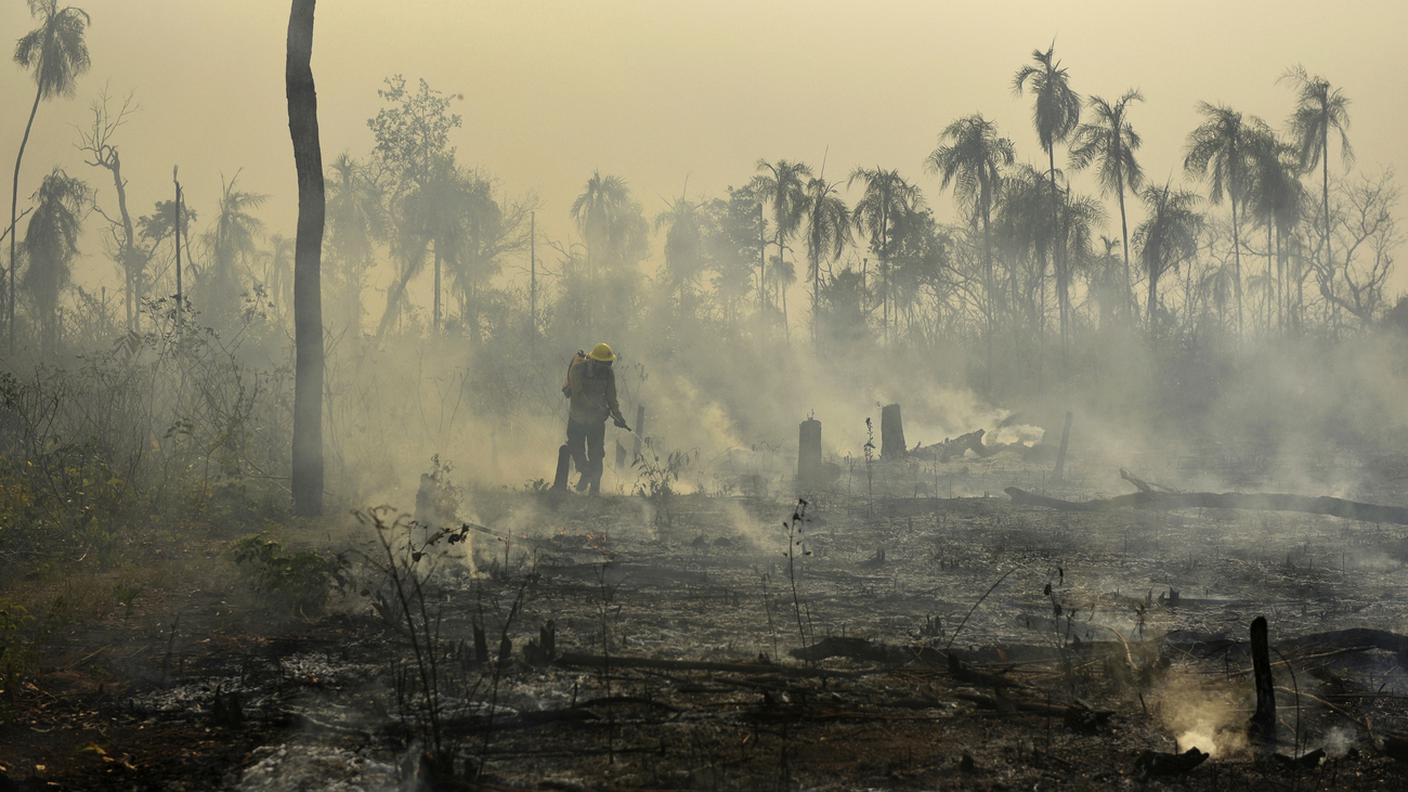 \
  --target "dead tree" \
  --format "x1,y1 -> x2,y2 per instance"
78,91 -> 144,330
